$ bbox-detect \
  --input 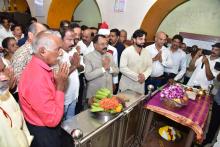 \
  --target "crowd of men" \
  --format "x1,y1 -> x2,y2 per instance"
0,16 -> 220,147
